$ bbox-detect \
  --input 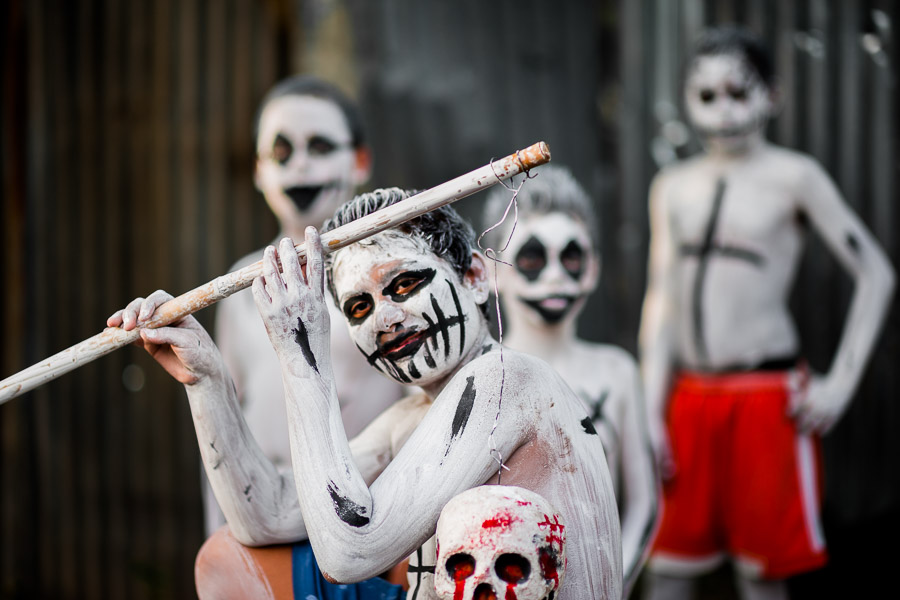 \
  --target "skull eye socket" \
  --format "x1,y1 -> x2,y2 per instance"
446,553 -> 476,581
495,553 -> 530,583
